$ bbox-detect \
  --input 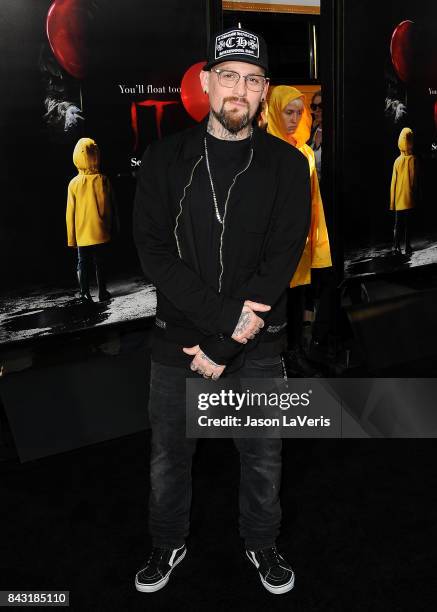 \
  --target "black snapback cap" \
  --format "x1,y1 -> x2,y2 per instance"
204,27 -> 269,74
